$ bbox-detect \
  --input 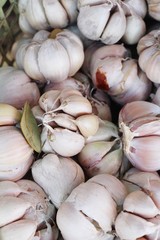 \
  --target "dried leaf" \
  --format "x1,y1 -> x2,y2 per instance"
20,102 -> 41,153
